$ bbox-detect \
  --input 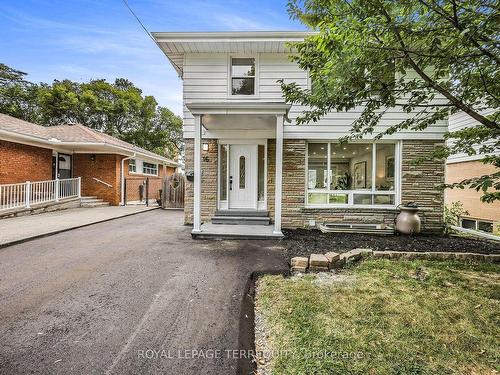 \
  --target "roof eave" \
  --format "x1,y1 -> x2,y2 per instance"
151,30 -> 316,42
0,129 -> 178,166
